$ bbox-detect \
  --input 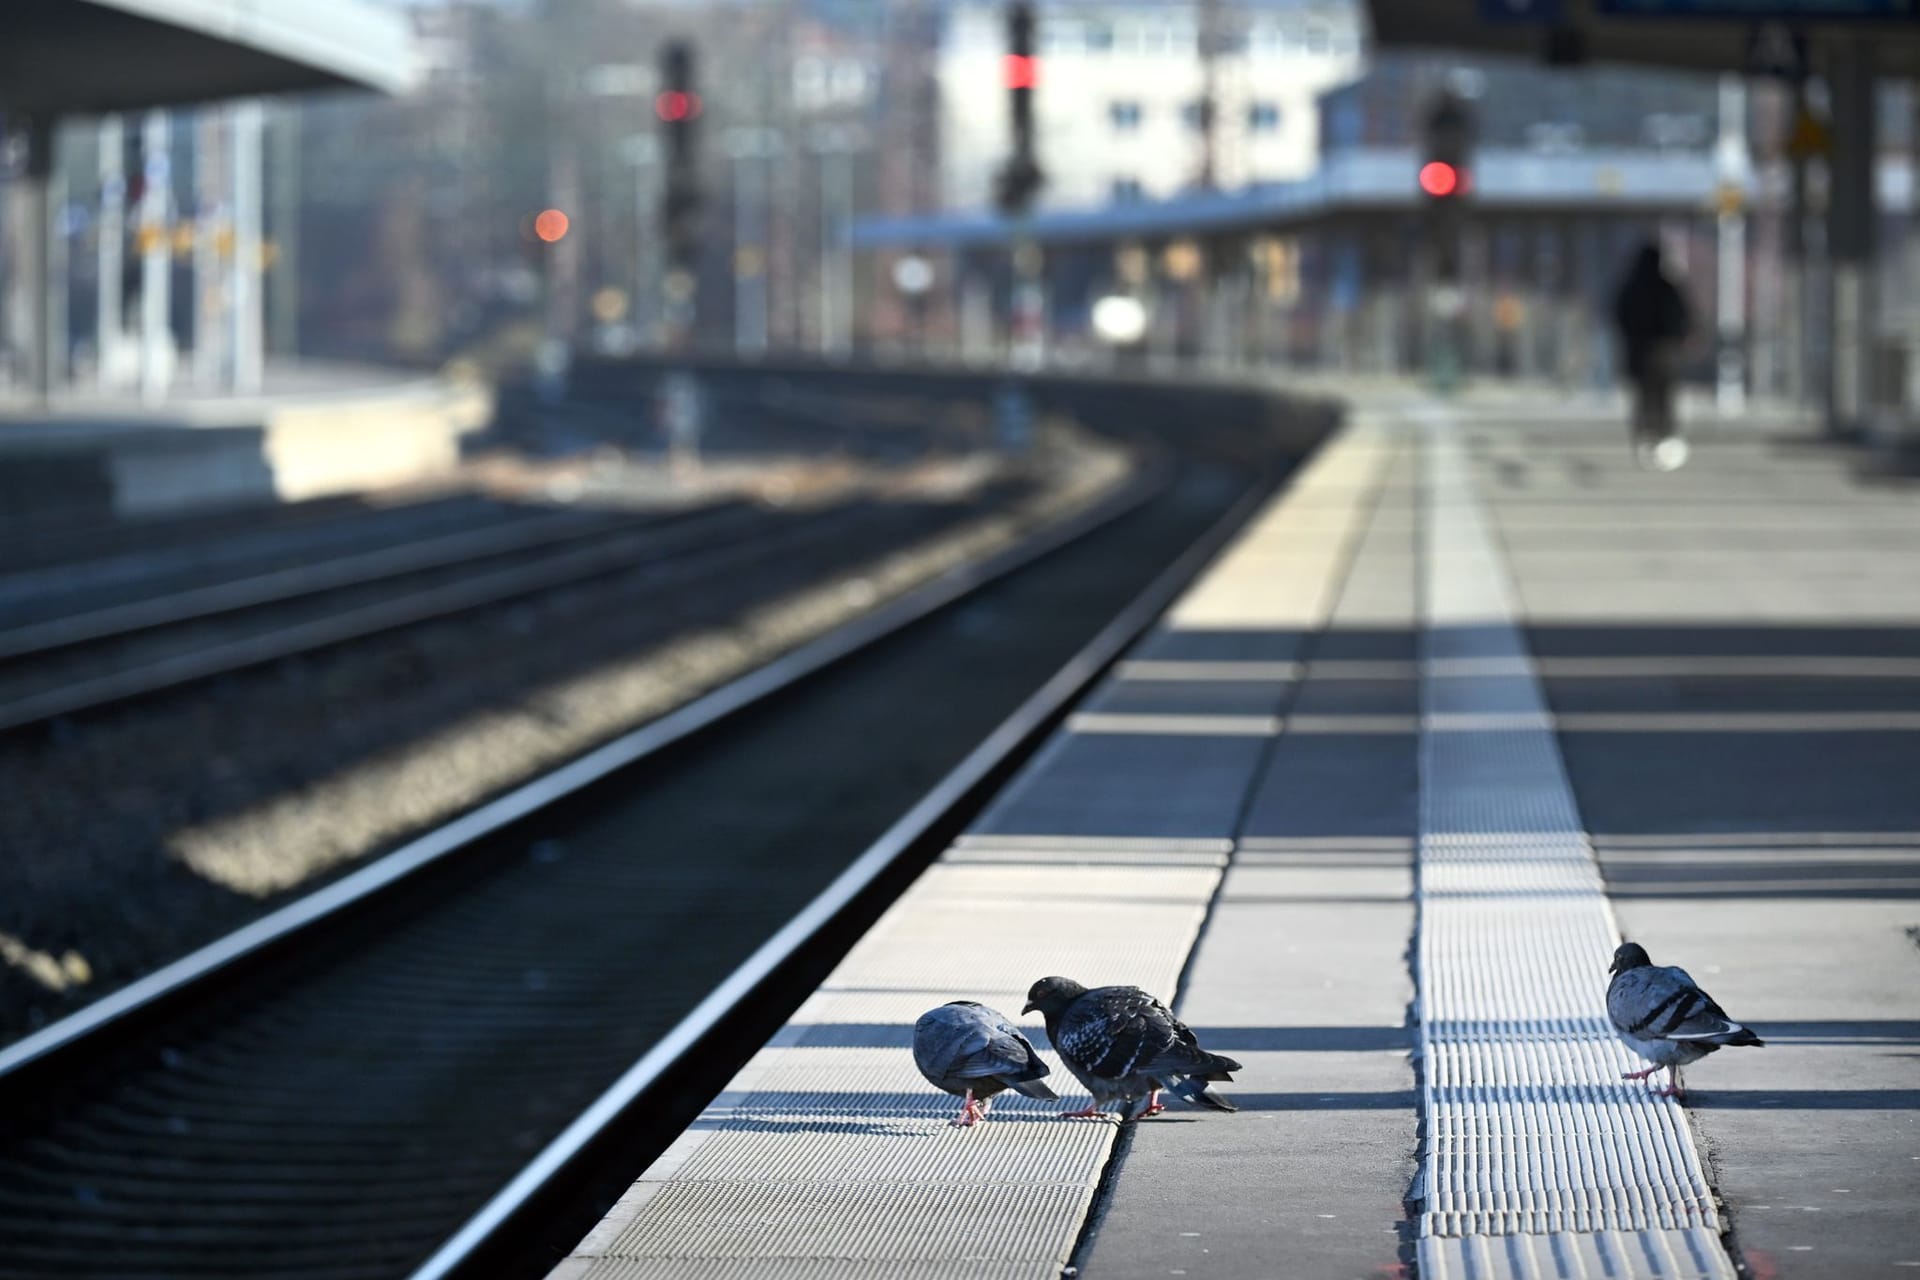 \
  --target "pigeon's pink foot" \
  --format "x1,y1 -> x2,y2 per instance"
1060,1104 -> 1106,1119
1621,1066 -> 1659,1082
1141,1090 -> 1167,1117
1662,1070 -> 1686,1101
951,1090 -> 985,1127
